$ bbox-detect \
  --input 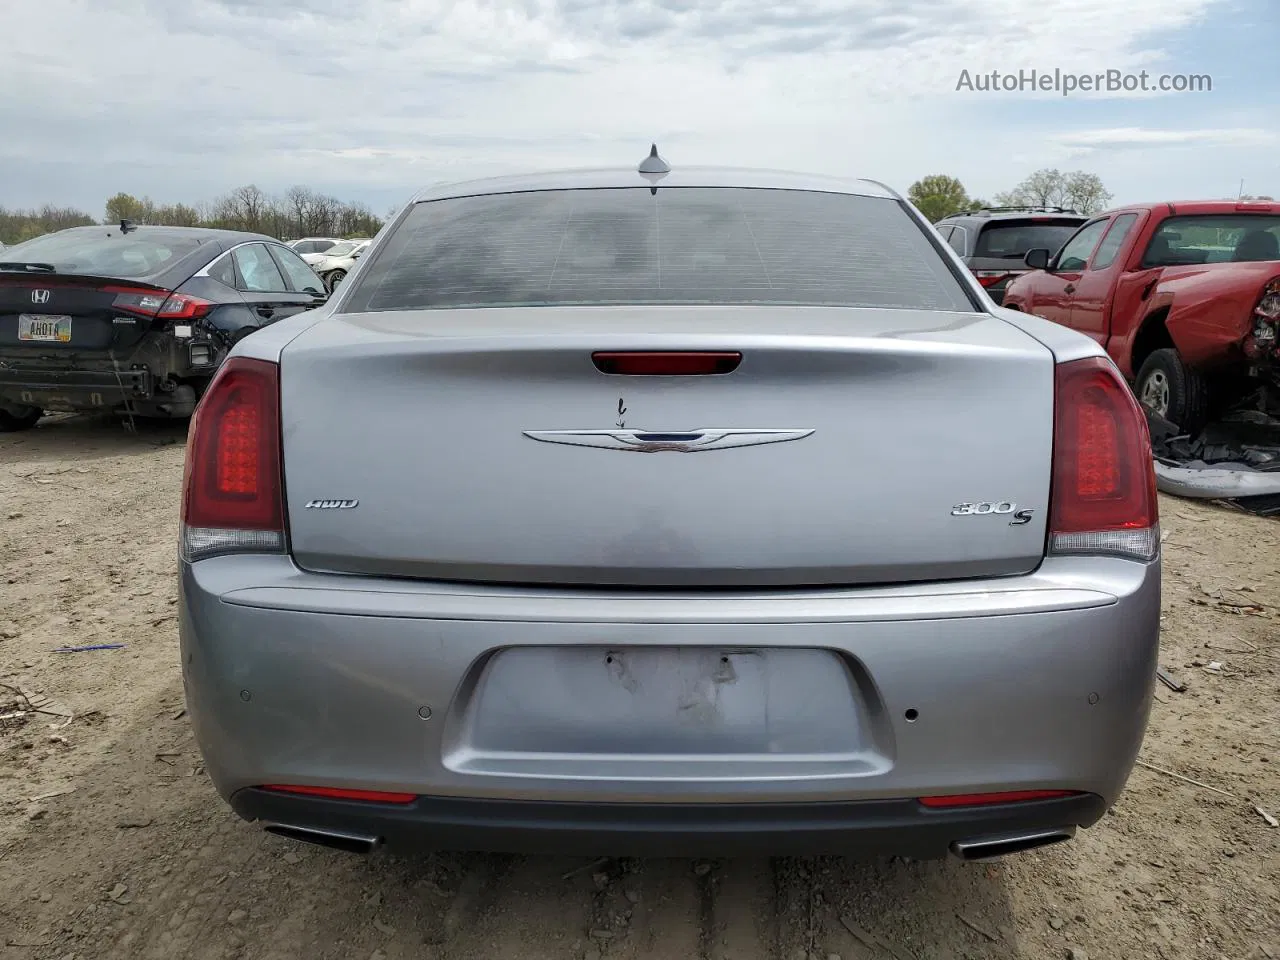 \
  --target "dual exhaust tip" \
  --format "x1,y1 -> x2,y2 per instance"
262,823 -> 1076,861
949,826 -> 1076,861
263,822 -> 381,854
